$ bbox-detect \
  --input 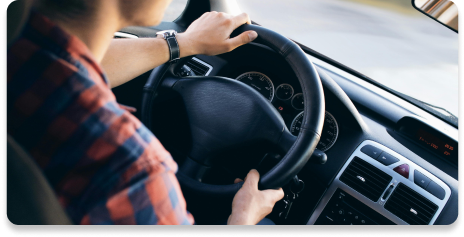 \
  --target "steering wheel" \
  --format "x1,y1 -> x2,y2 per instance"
141,24 -> 325,197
